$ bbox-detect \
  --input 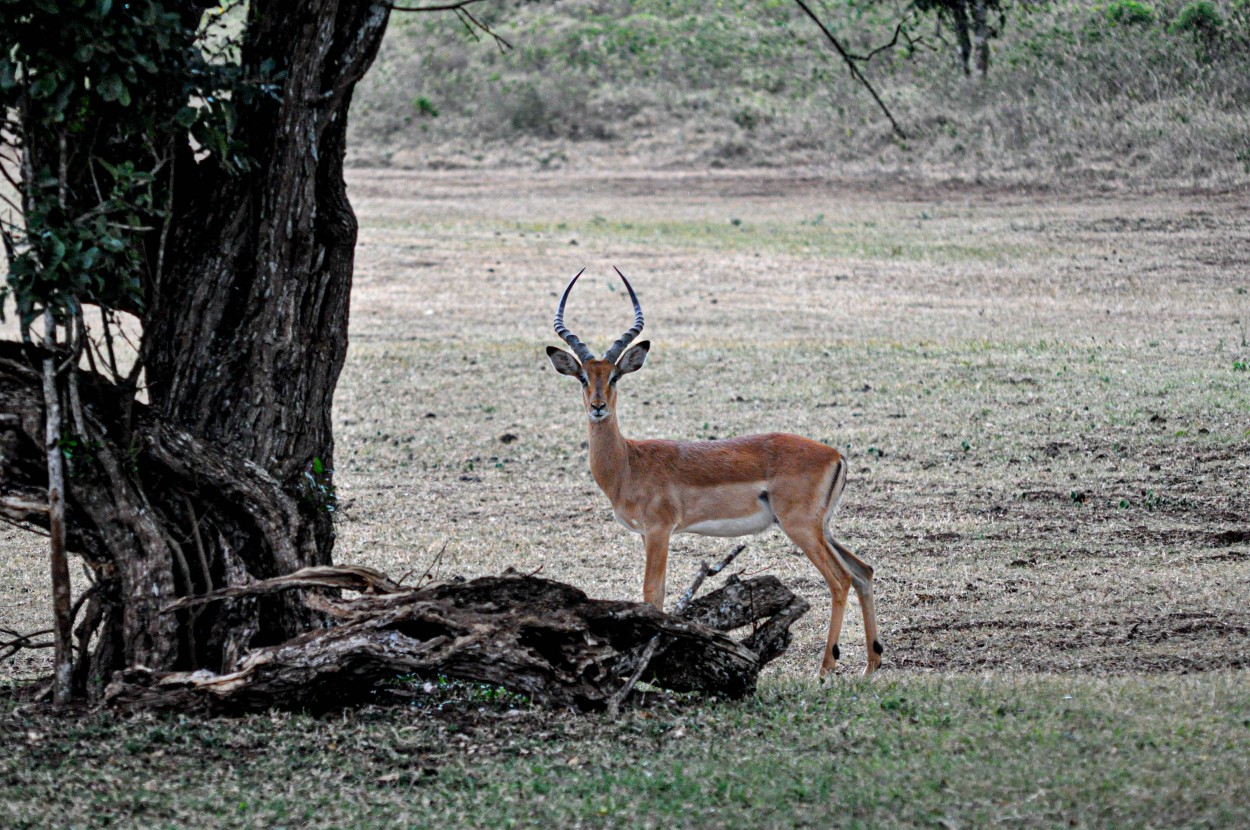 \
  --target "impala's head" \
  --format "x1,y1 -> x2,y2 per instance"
546,267 -> 650,423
